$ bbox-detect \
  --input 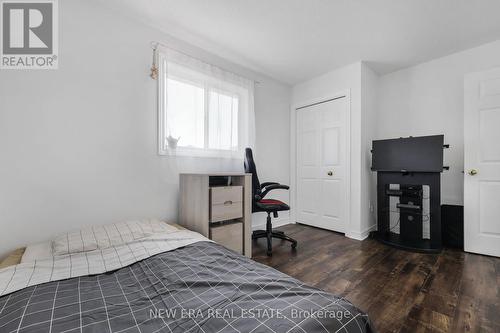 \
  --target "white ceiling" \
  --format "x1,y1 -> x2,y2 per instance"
100,0 -> 500,84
